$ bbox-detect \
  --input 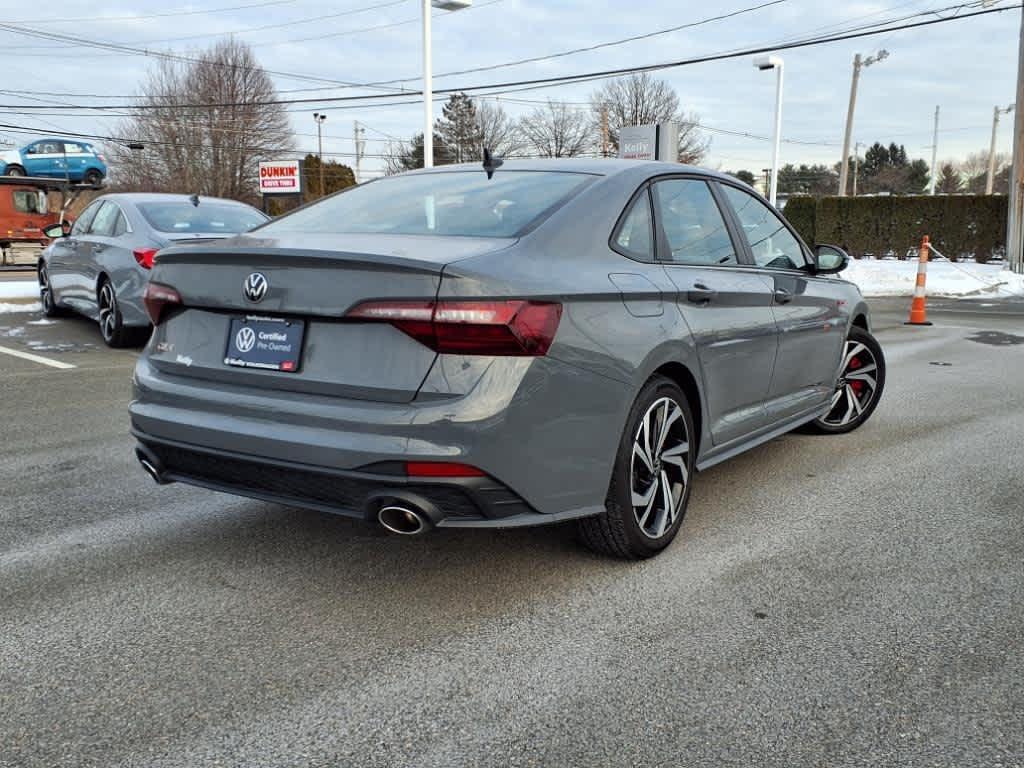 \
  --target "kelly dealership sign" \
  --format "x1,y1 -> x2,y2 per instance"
618,123 -> 680,162
258,160 -> 302,195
